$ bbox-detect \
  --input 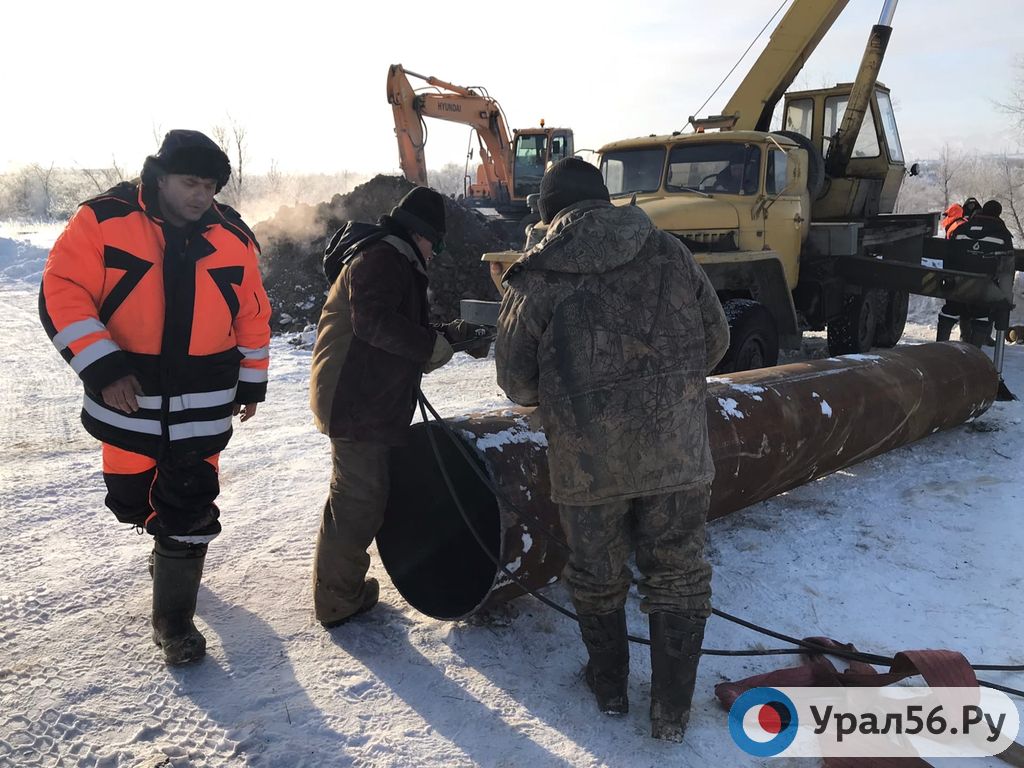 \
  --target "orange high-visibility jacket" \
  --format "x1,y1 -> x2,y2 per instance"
40,182 -> 271,459
941,203 -> 966,239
